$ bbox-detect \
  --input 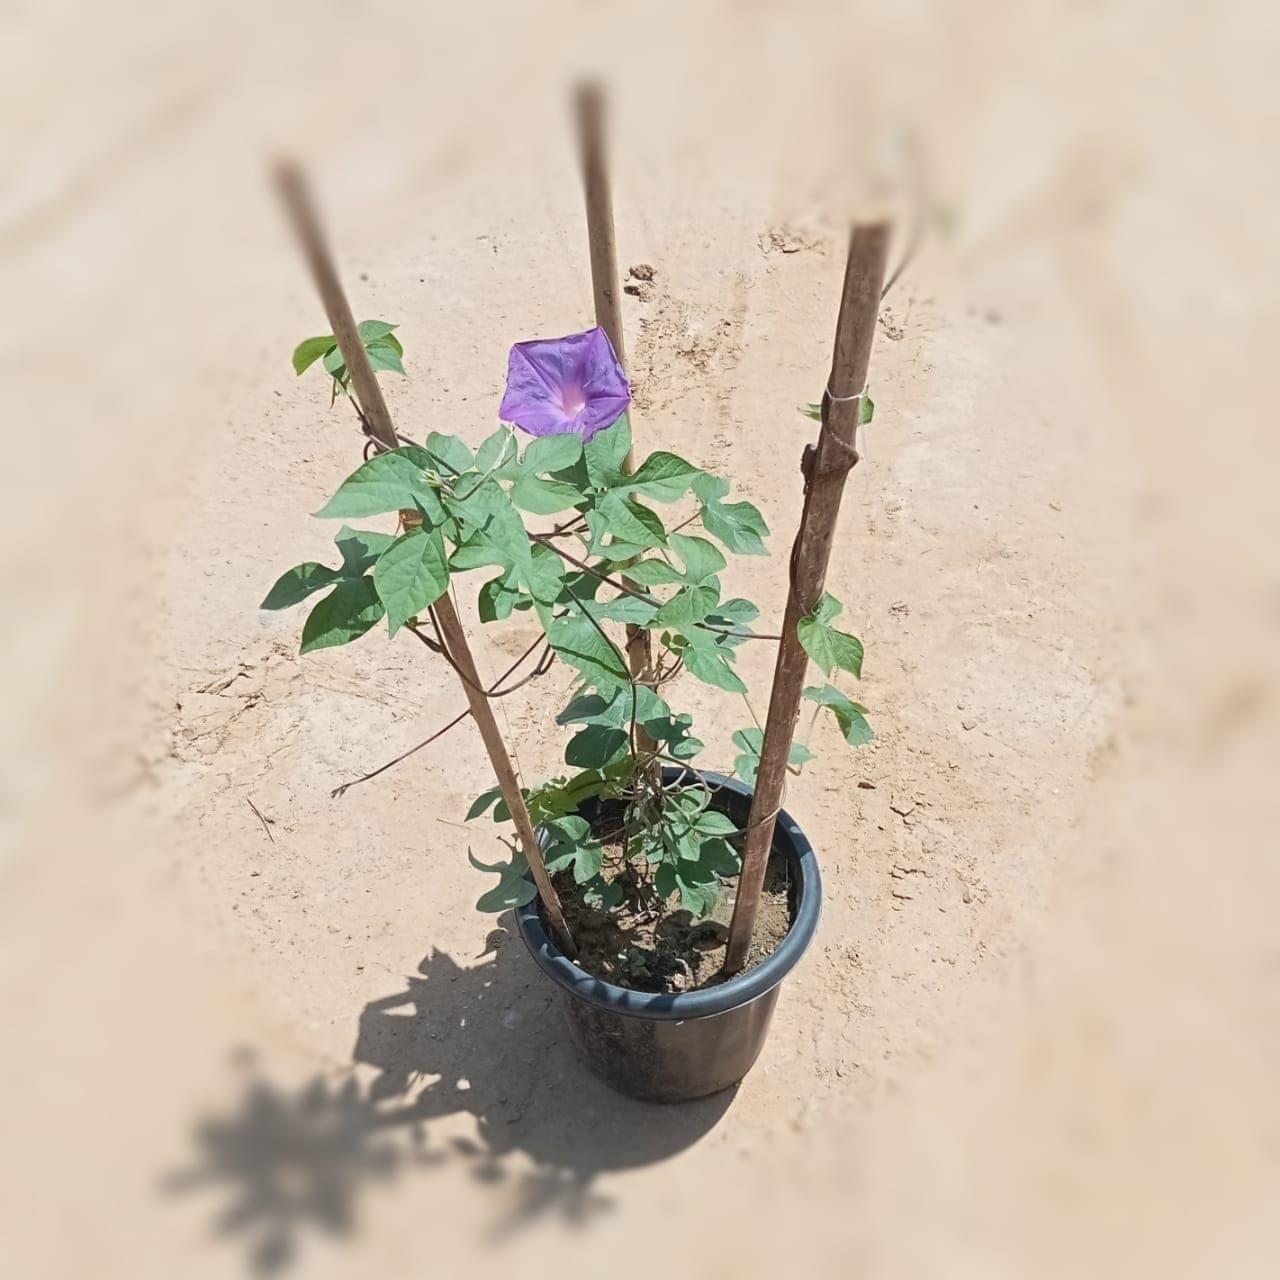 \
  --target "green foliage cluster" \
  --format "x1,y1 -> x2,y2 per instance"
265,327 -> 874,919
292,321 -> 405,404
